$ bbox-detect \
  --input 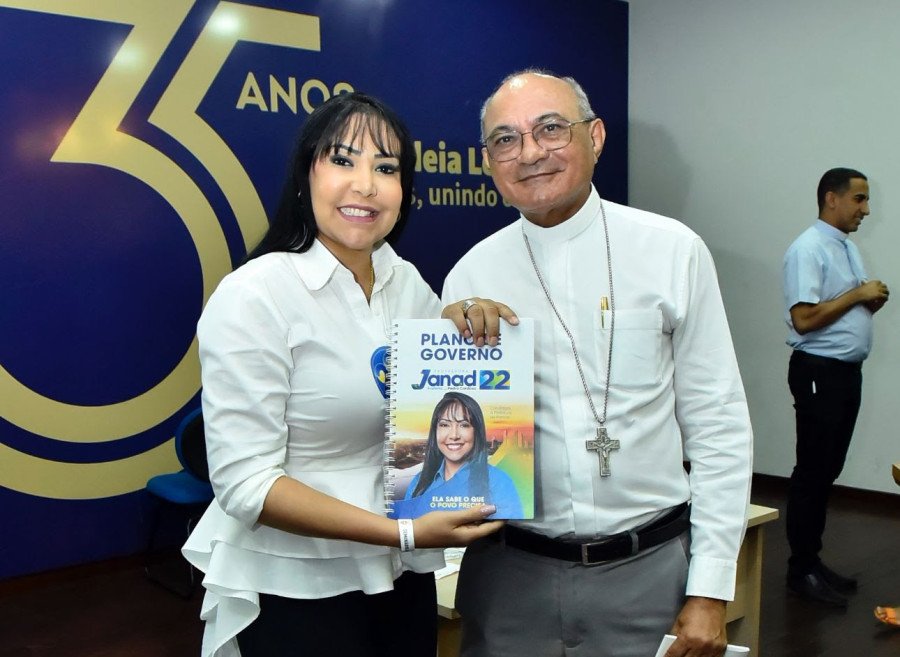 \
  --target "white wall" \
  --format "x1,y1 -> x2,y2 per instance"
628,0 -> 900,494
